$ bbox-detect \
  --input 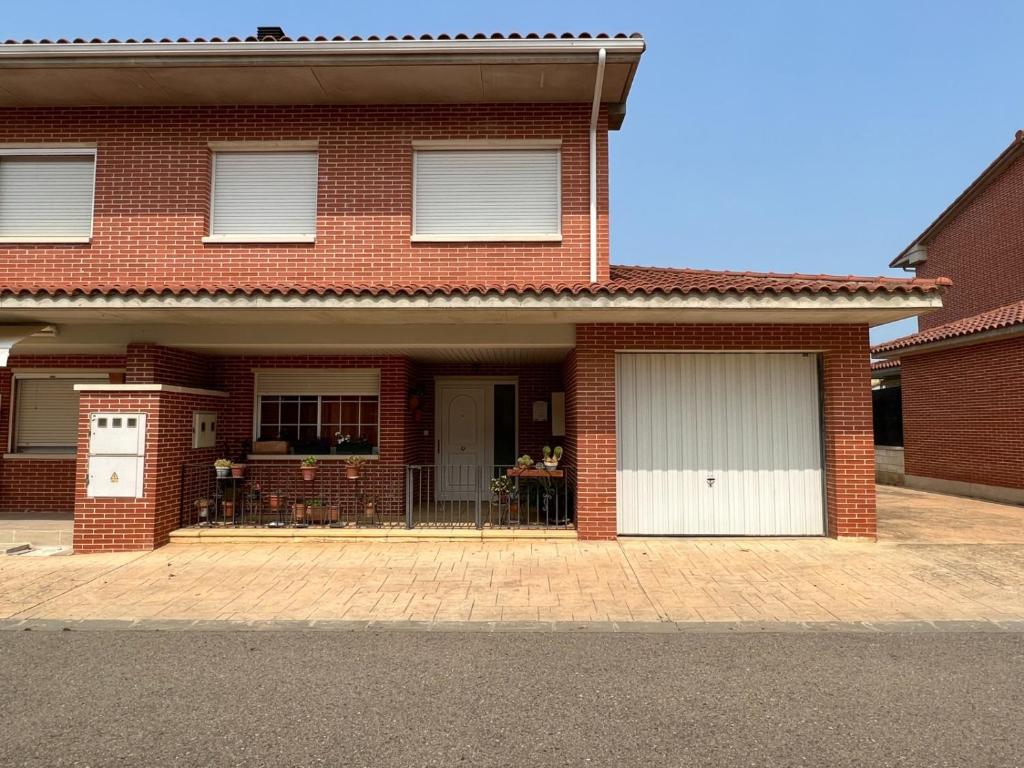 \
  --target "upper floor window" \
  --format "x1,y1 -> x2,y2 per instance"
0,149 -> 96,243
206,148 -> 318,243
412,142 -> 561,242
